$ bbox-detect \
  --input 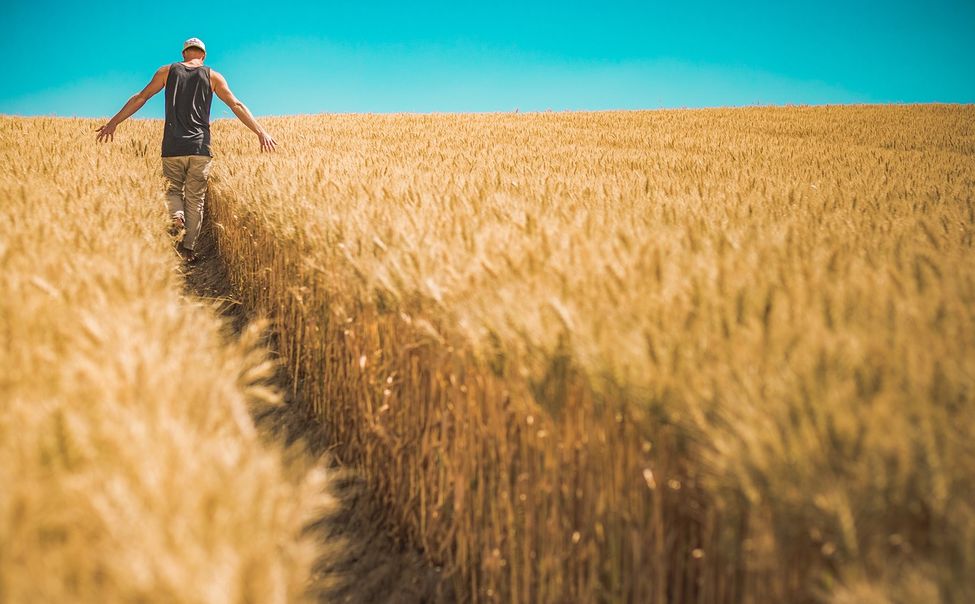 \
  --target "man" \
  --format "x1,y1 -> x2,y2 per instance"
96,37 -> 276,262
